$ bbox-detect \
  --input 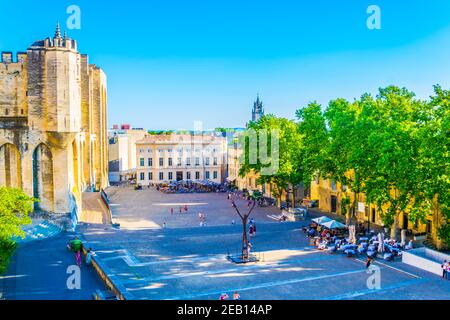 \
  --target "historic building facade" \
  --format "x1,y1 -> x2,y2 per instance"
309,177 -> 445,249
135,133 -> 227,185
108,125 -> 147,183
0,25 -> 108,218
